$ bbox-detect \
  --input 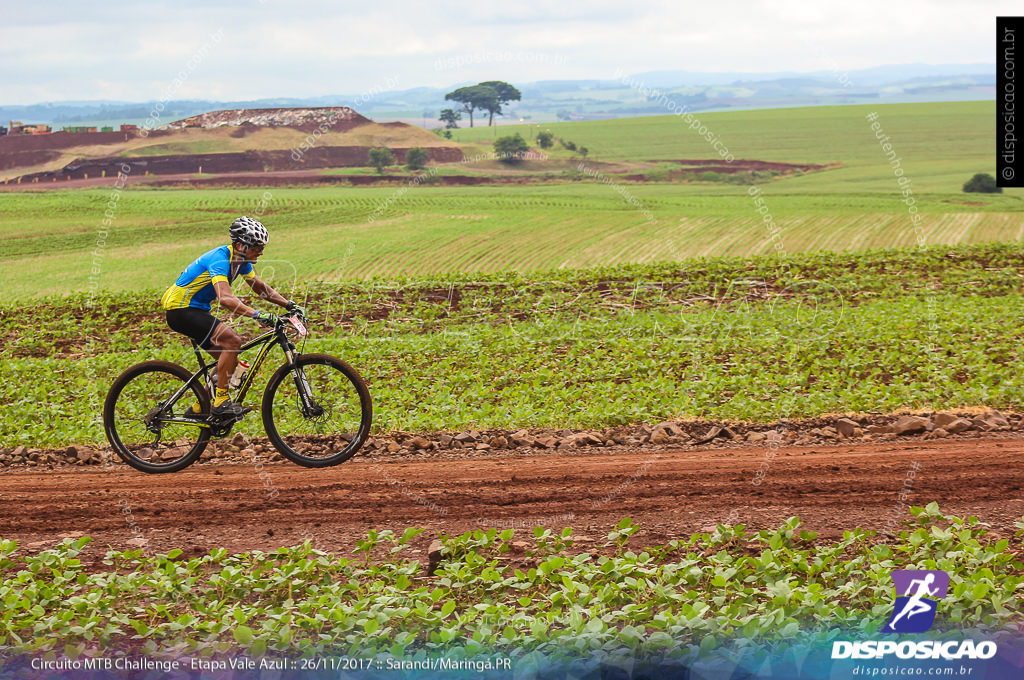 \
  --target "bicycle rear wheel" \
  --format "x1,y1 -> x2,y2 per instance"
261,354 -> 372,467
103,360 -> 211,473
